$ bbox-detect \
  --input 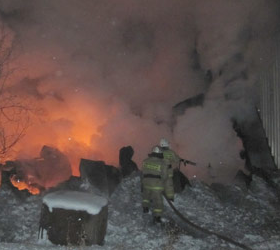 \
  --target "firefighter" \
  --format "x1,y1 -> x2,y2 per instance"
142,146 -> 169,223
159,138 -> 181,202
